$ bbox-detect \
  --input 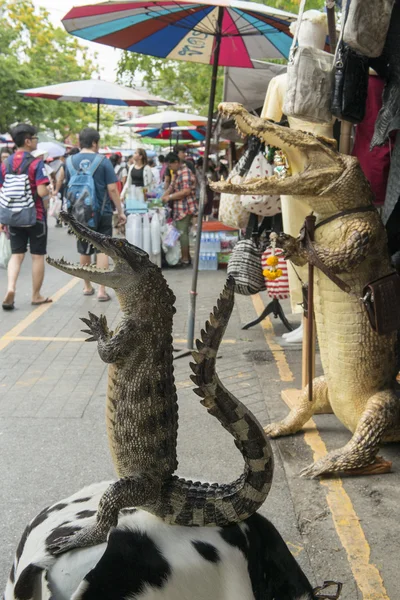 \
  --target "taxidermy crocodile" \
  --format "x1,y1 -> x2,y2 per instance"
212,103 -> 400,479
46,212 -> 273,554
